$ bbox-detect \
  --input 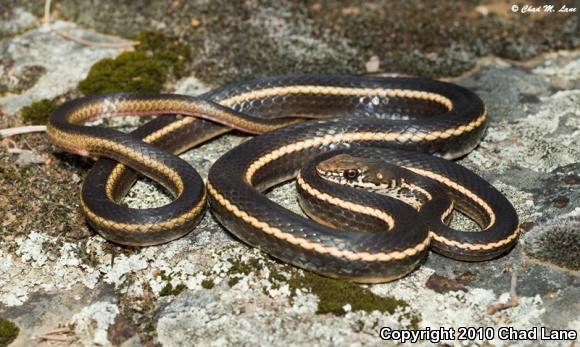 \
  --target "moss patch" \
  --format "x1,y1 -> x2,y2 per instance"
78,31 -> 191,95
227,277 -> 240,287
157,271 -> 186,296
228,257 -> 263,276
0,318 -> 19,347
20,99 -> 57,125
159,282 -> 186,297
224,254 -> 263,288
201,278 -> 215,289
523,213 -> 580,270
210,250 -> 418,325
287,271 -> 414,319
